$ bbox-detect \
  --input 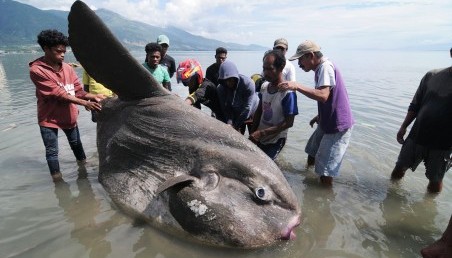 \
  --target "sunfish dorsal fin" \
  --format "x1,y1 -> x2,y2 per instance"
68,0 -> 168,100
